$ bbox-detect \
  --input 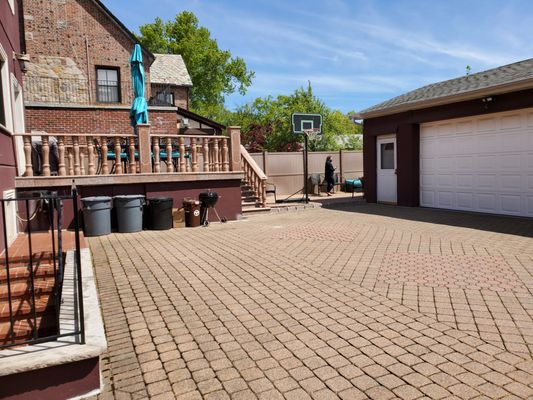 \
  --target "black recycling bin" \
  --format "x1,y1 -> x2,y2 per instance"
147,197 -> 173,230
